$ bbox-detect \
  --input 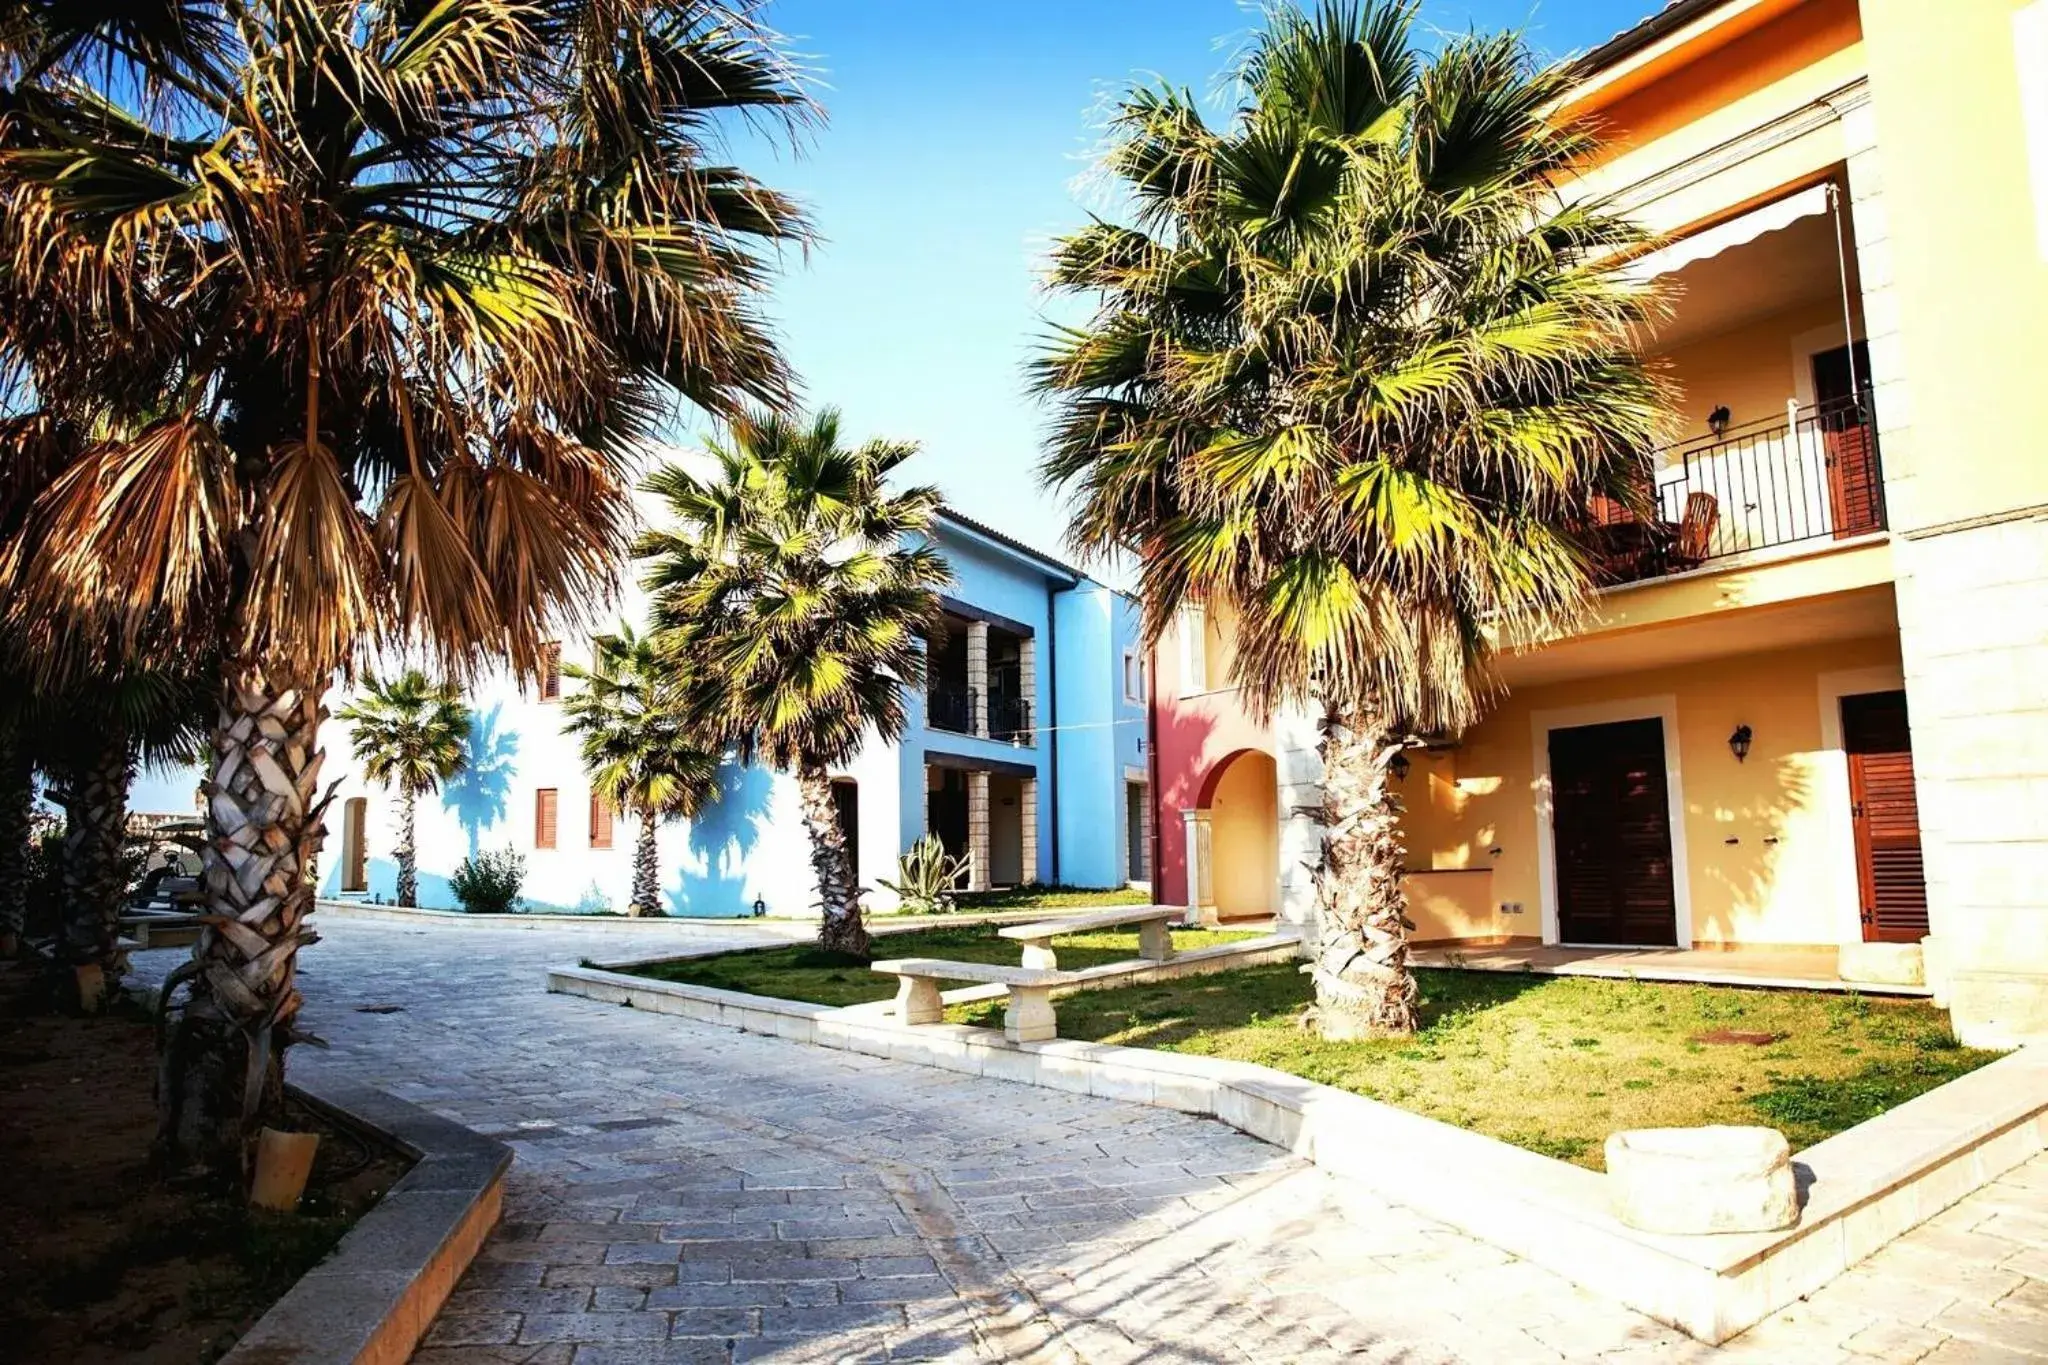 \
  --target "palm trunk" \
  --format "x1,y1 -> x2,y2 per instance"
57,723 -> 133,998
798,764 -> 866,957
157,660 -> 327,1177
395,786 -> 418,907
1307,704 -> 1419,1039
0,717 -> 29,957
628,813 -> 661,916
